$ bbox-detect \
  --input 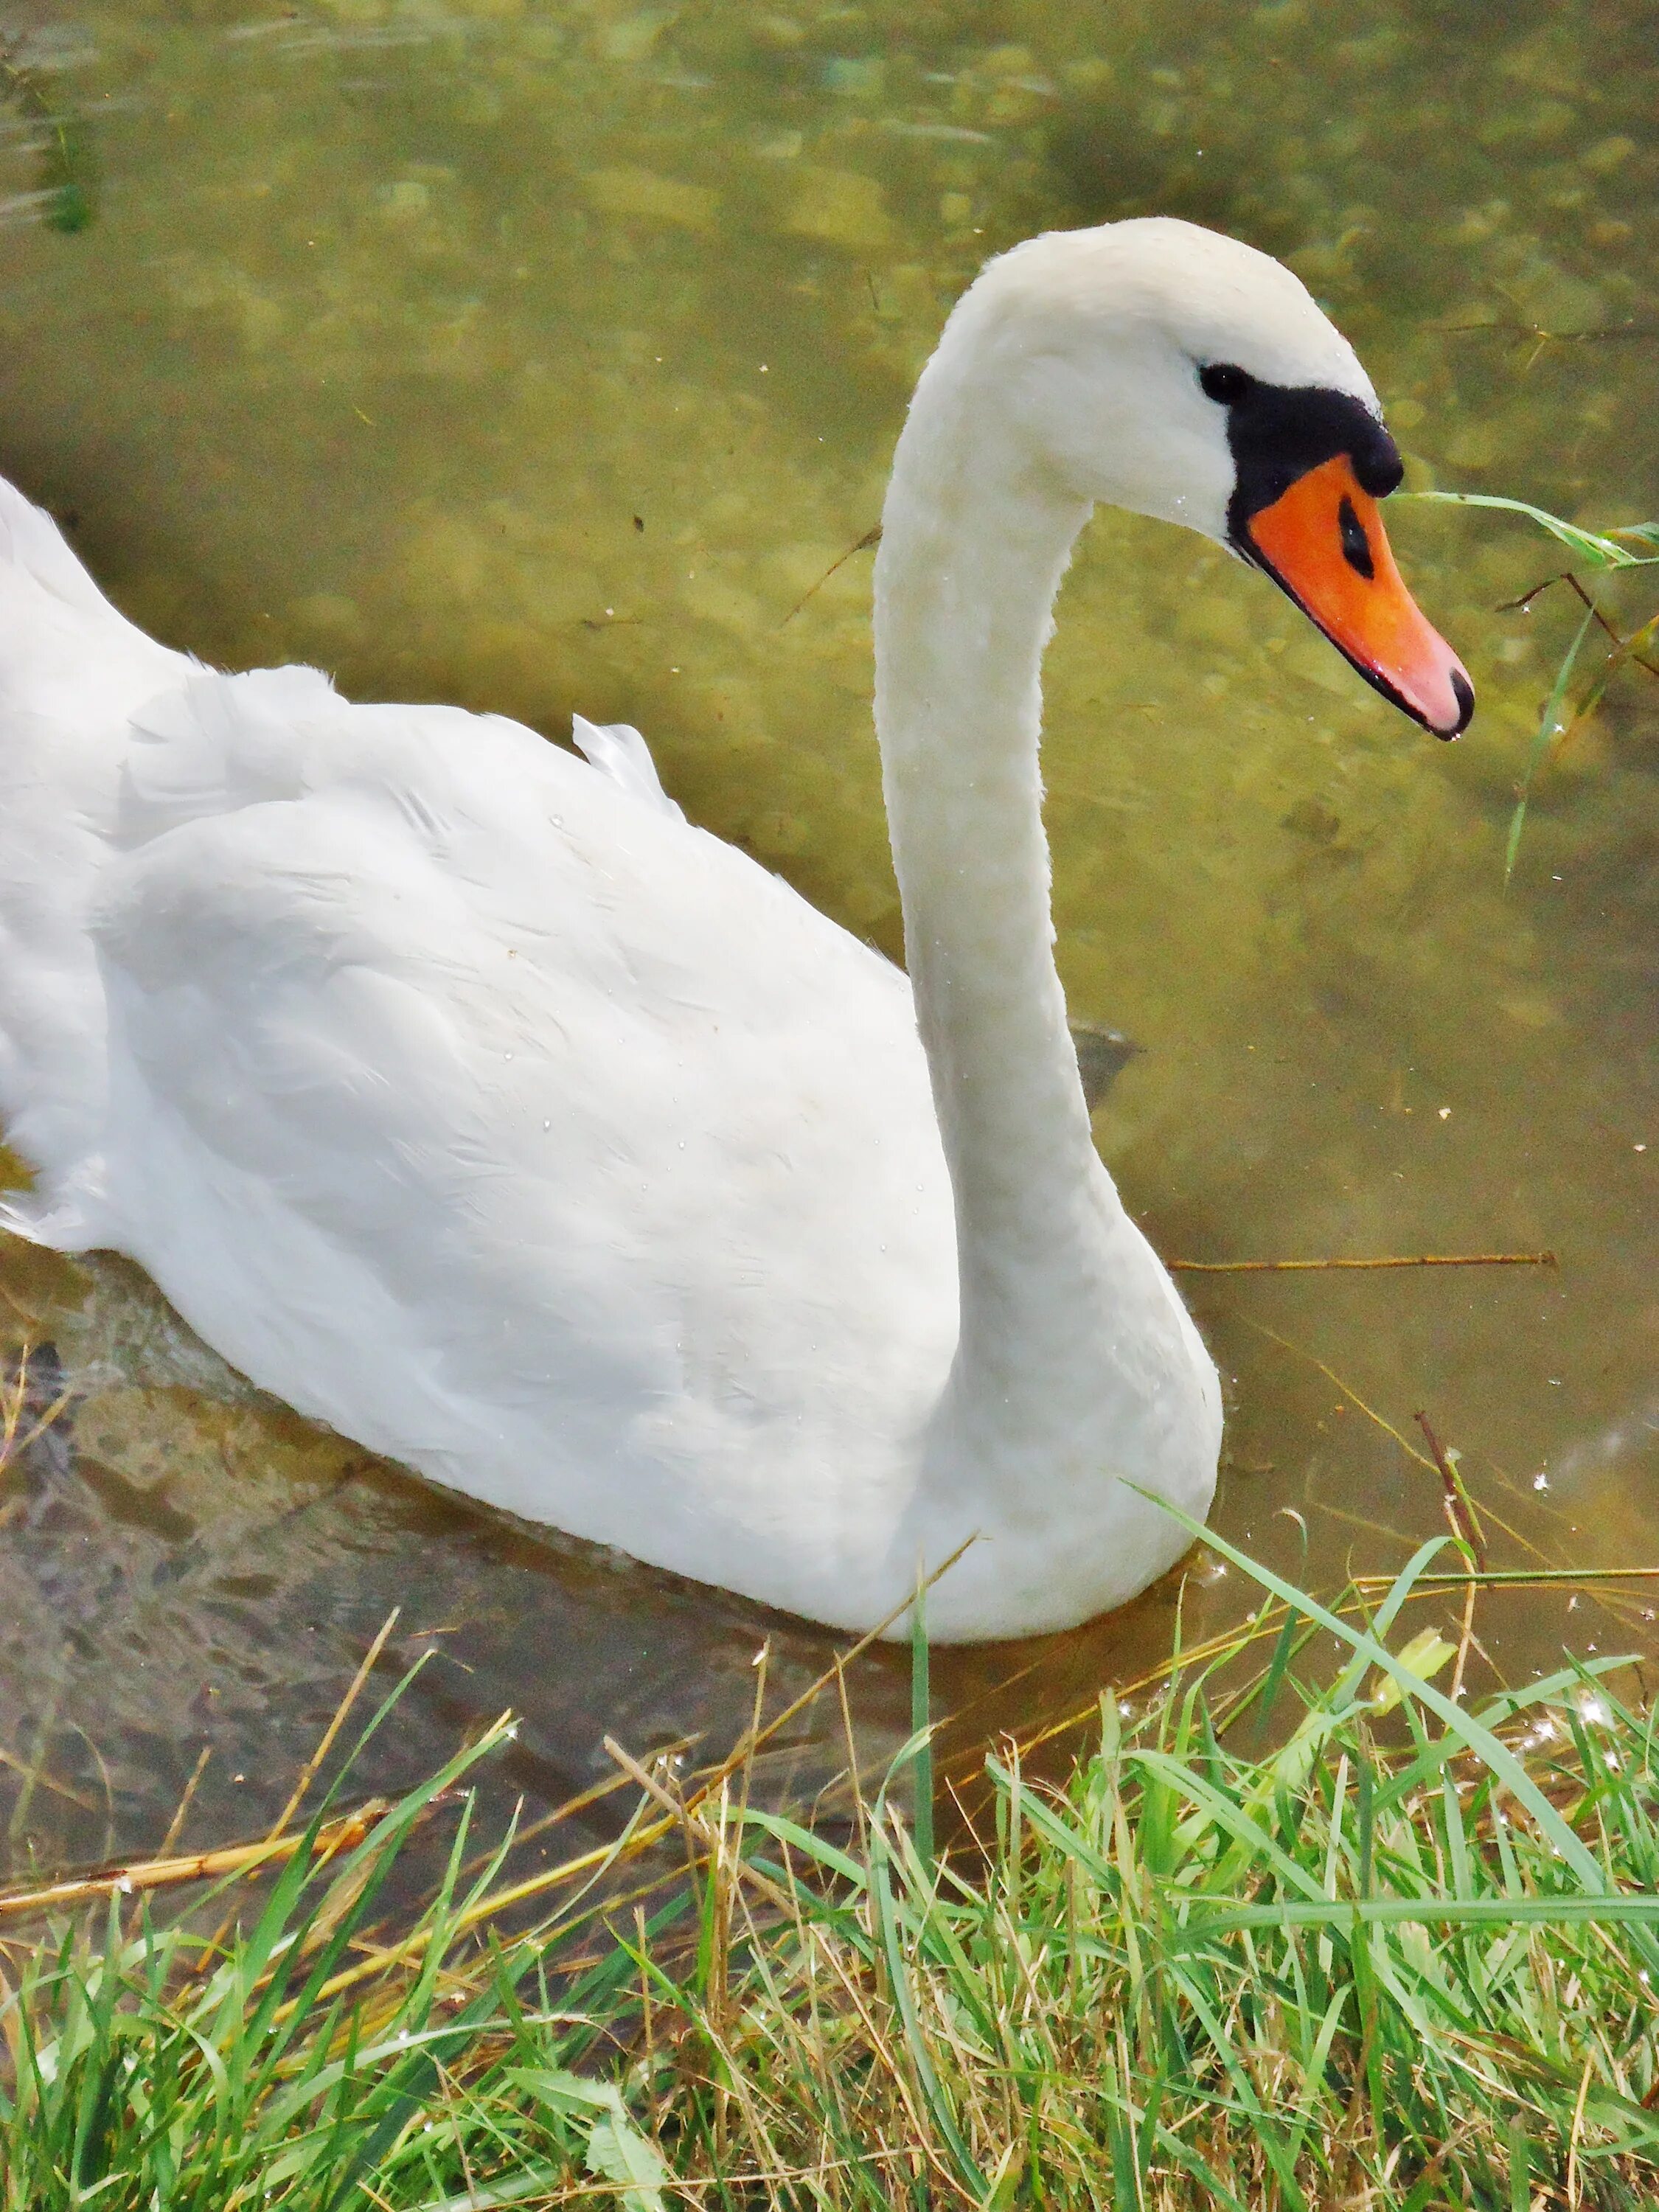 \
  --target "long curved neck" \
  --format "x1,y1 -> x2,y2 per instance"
876,345 -> 1147,1478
